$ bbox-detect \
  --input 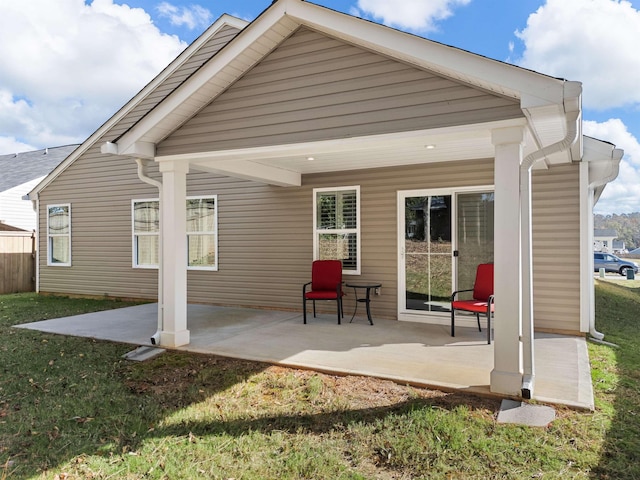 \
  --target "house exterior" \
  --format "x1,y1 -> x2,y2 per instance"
29,0 -> 622,399
594,228 -> 618,253
0,146 -> 78,231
